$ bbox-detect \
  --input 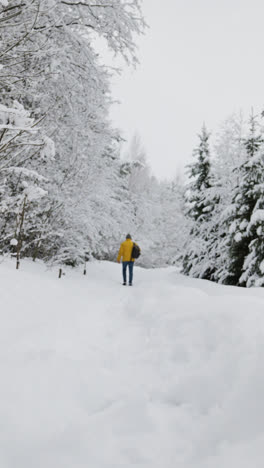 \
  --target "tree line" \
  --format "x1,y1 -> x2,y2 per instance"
182,112 -> 264,287
3,1 -> 259,284
0,1 -> 186,269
